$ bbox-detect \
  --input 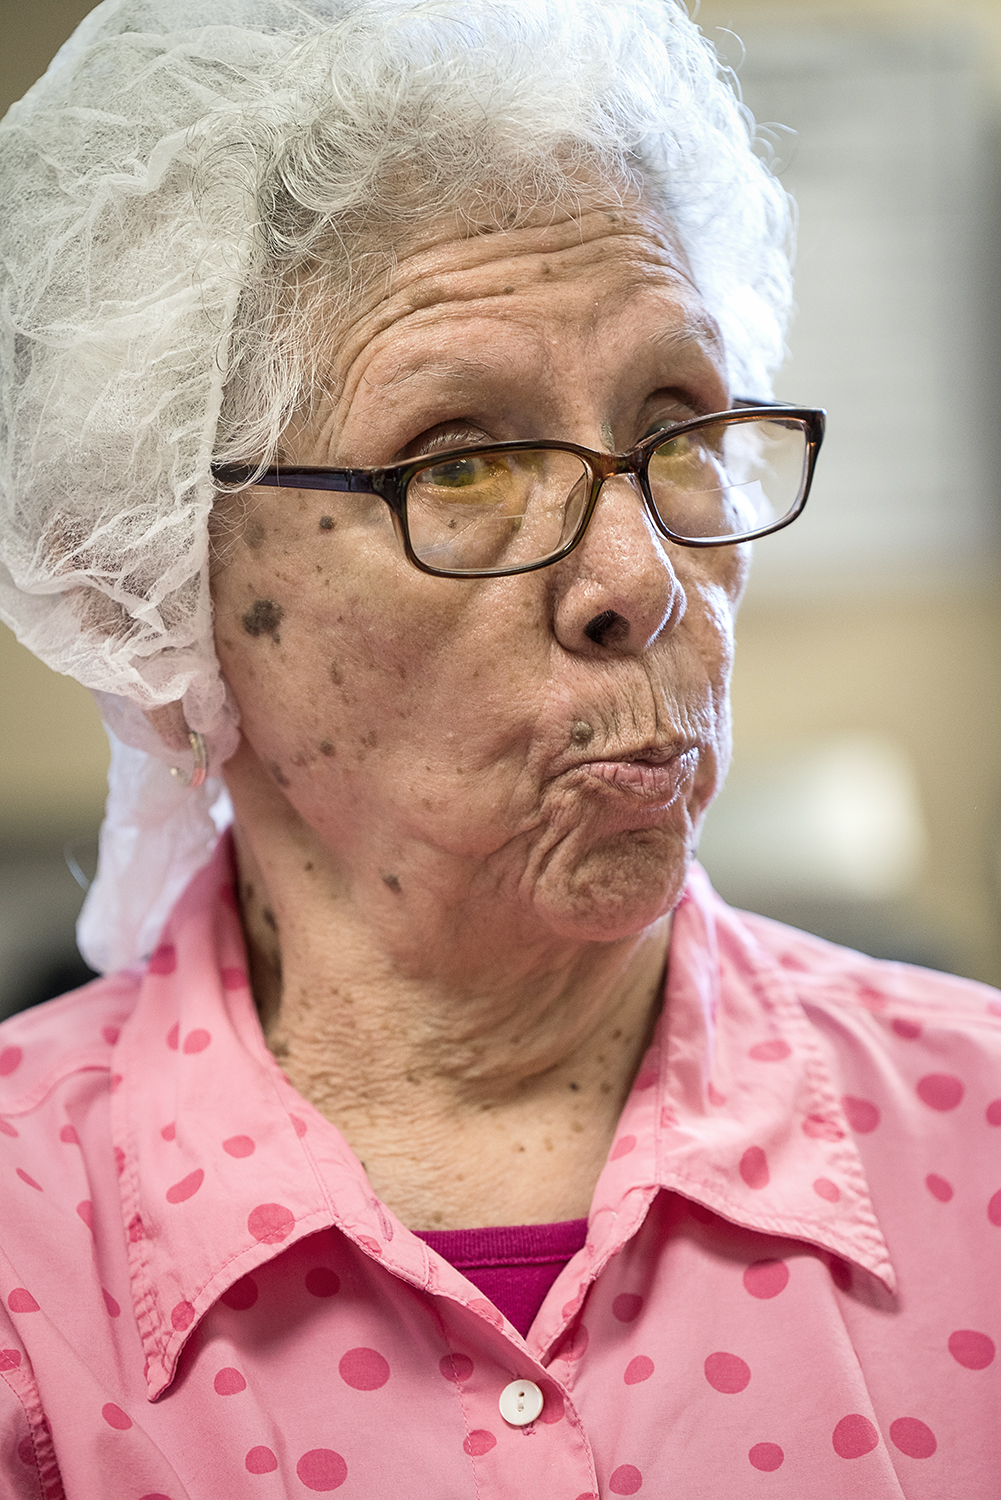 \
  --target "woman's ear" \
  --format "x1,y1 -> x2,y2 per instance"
142,701 -> 192,753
